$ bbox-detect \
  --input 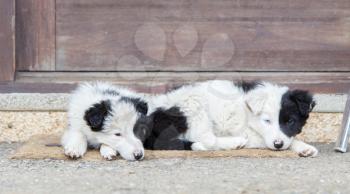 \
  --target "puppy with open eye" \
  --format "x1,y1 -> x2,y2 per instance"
61,82 -> 147,161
